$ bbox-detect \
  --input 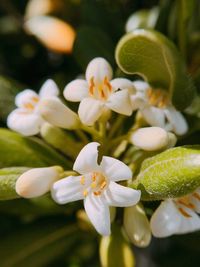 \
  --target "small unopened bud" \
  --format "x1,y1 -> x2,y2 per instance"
167,132 -> 177,148
16,166 -> 63,198
100,225 -> 135,267
24,16 -> 75,53
124,204 -> 151,248
130,127 -> 173,151
38,98 -> 80,129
